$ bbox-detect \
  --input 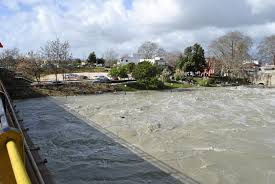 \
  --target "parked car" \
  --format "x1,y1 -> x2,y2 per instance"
92,76 -> 111,83
65,73 -> 79,80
